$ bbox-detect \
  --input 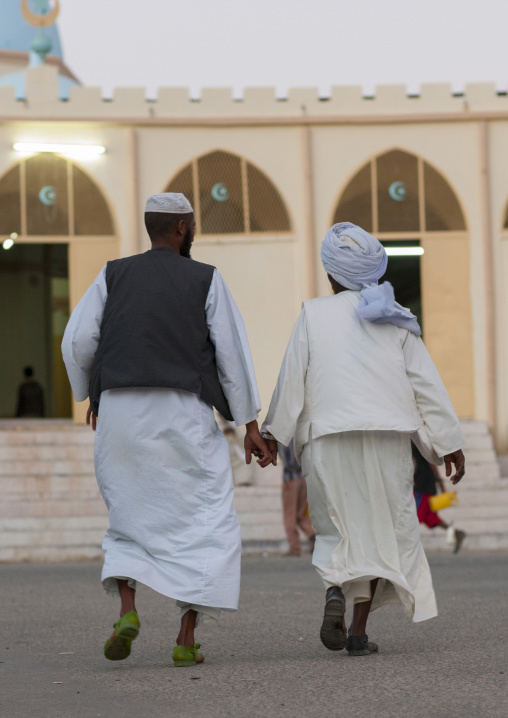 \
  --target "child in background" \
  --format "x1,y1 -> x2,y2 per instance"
412,442 -> 466,554
278,440 -> 315,556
